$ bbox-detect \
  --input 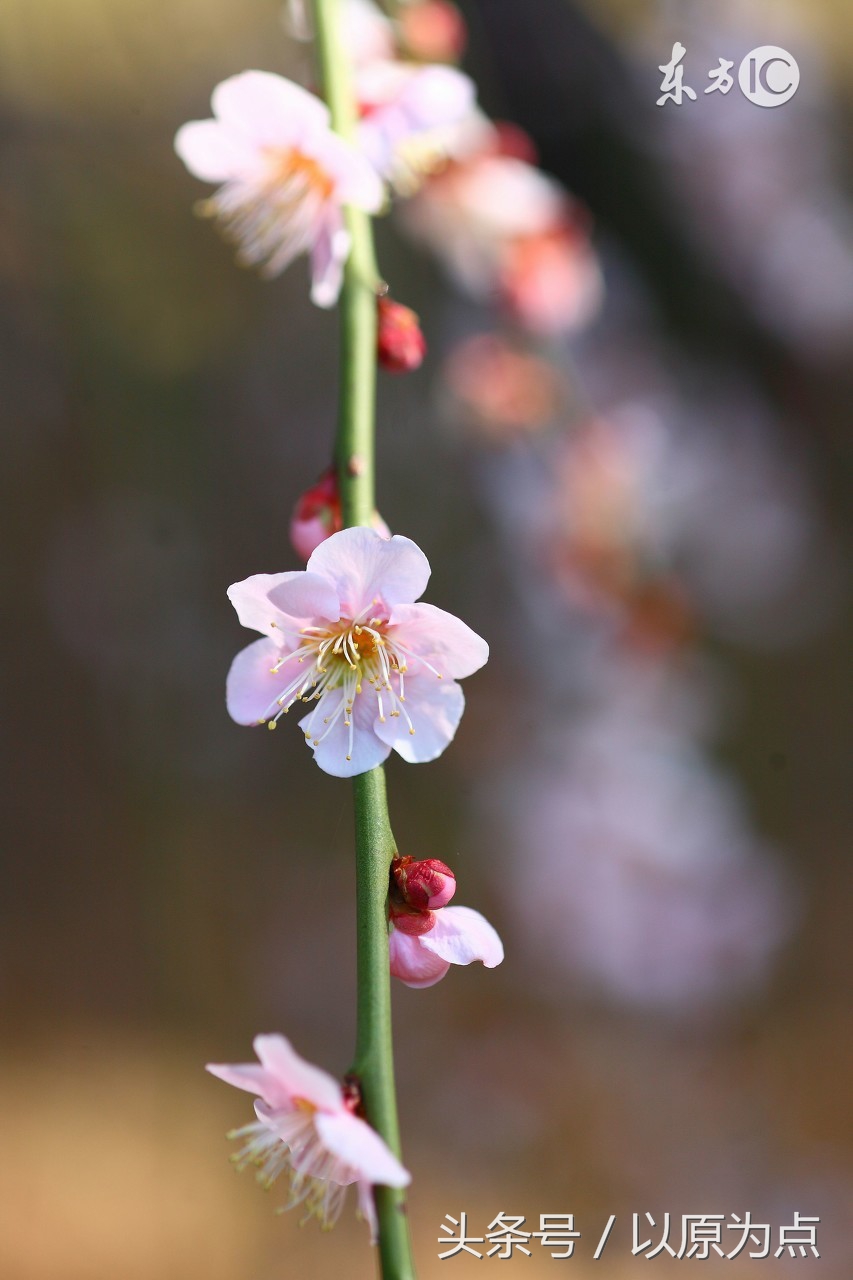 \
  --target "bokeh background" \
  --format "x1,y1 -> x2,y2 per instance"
1,0 -> 851,1276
